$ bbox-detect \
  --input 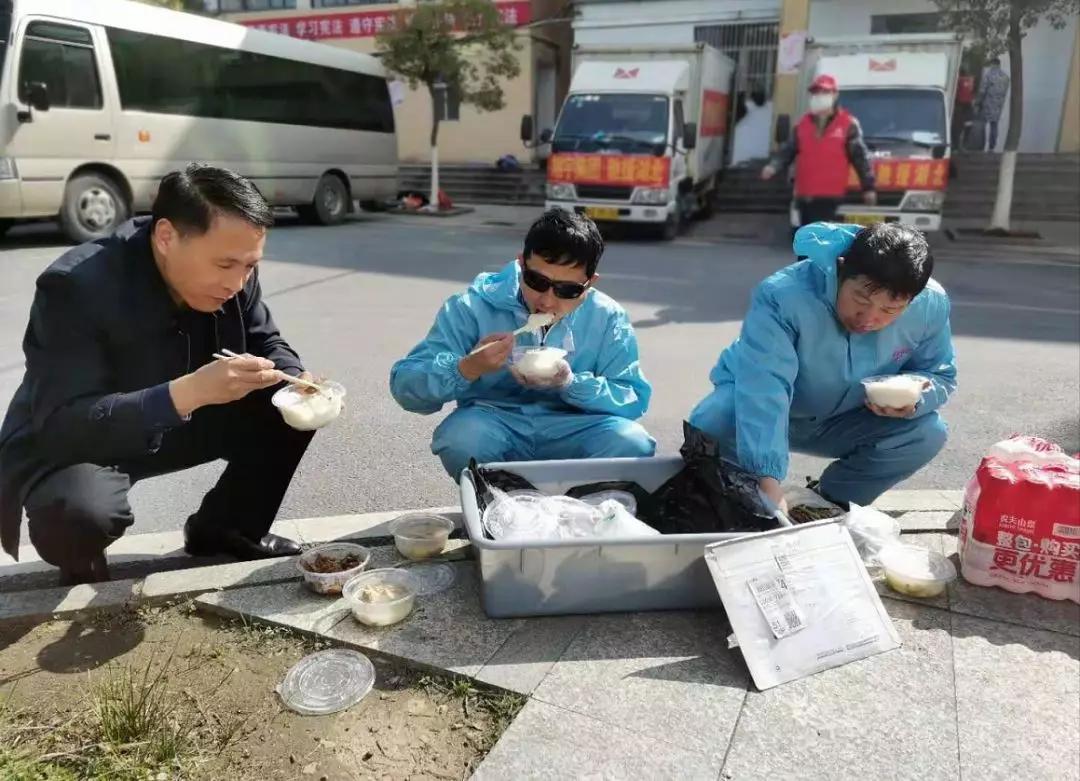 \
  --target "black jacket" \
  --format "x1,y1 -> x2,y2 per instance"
0,217 -> 303,557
